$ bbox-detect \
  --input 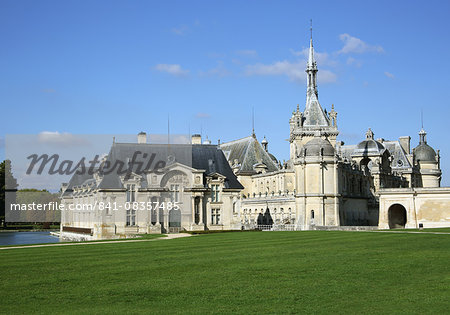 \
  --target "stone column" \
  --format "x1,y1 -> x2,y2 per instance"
155,197 -> 161,226
164,206 -> 169,233
206,199 -> 211,227
191,196 -> 196,224
199,196 -> 204,225
334,161 -> 340,226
